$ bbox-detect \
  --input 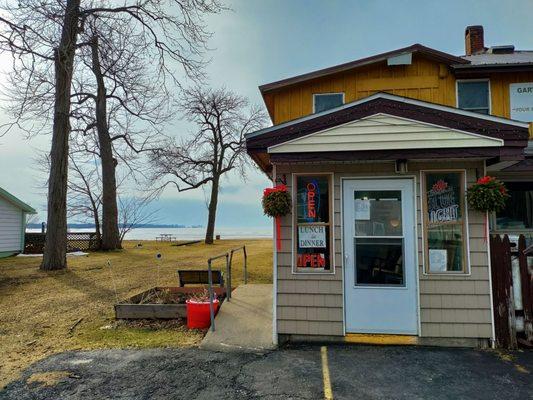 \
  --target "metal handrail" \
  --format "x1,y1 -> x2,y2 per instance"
205,245 -> 248,332
229,245 -> 248,284
206,252 -> 230,332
